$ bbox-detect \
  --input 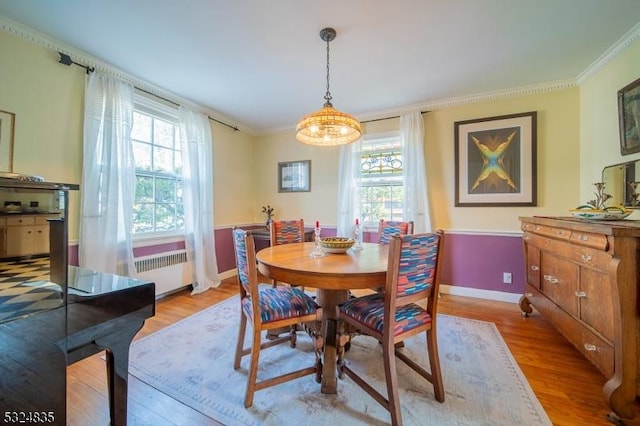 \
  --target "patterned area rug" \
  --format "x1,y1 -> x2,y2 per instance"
129,296 -> 551,426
